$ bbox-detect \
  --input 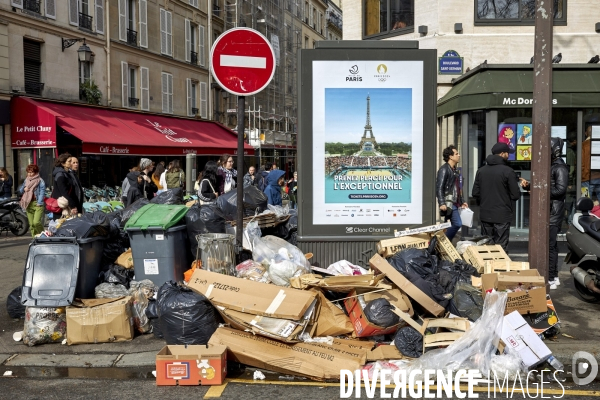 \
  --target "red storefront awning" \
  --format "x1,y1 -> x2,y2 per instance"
11,97 -> 254,156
